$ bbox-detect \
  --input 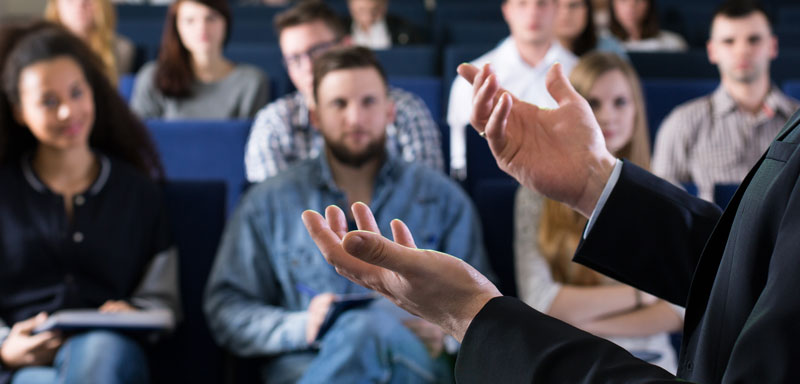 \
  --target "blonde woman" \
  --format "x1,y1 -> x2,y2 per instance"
44,0 -> 135,83
514,52 -> 682,373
